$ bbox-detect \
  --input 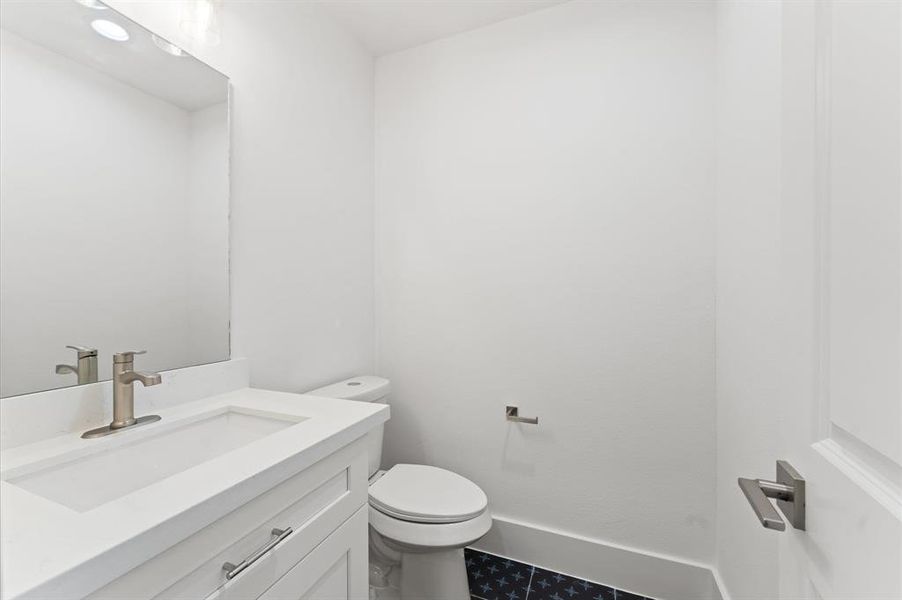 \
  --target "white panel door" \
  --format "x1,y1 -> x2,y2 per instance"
779,0 -> 902,597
